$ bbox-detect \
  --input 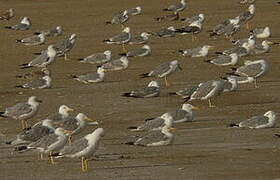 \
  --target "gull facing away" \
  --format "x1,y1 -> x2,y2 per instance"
15,75 -> 52,89
19,45 -> 57,69
54,34 -> 77,60
72,67 -> 105,84
209,18 -> 240,38
125,123 -> 175,146
187,80 -> 225,107
16,33 -> 45,46
179,45 -> 213,57
162,0 -> 187,20
129,32 -> 150,45
16,67 -> 50,80
127,113 -> 173,132
229,111 -> 276,128
106,10 -> 129,27
103,27 -> 131,52
181,14 -> 205,24
6,119 -> 54,146
52,128 -> 105,172
236,4 -> 255,29
140,60 -> 182,86
148,26 -> 176,37
222,77 -> 238,92
100,56 -> 129,72
5,17 -> 31,30
47,105 -> 74,123
250,27 -> 271,39
0,96 -> 42,129
125,6 -> 142,16
231,35 -> 255,46
34,26 -> 63,37
78,50 -> 111,64
15,128 -> 69,164
0,8 -> 14,20
227,59 -> 269,87
249,40 -> 273,55
121,81 -> 160,98
205,53 -> 239,66
119,45 -> 151,57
